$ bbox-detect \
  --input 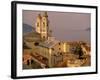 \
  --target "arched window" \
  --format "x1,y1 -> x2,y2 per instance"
34,42 -> 39,46
59,48 -> 61,50
37,22 -> 39,27
43,22 -> 45,27
31,59 -> 34,64
27,60 -> 30,65
52,48 -> 54,51
43,36 -> 45,39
